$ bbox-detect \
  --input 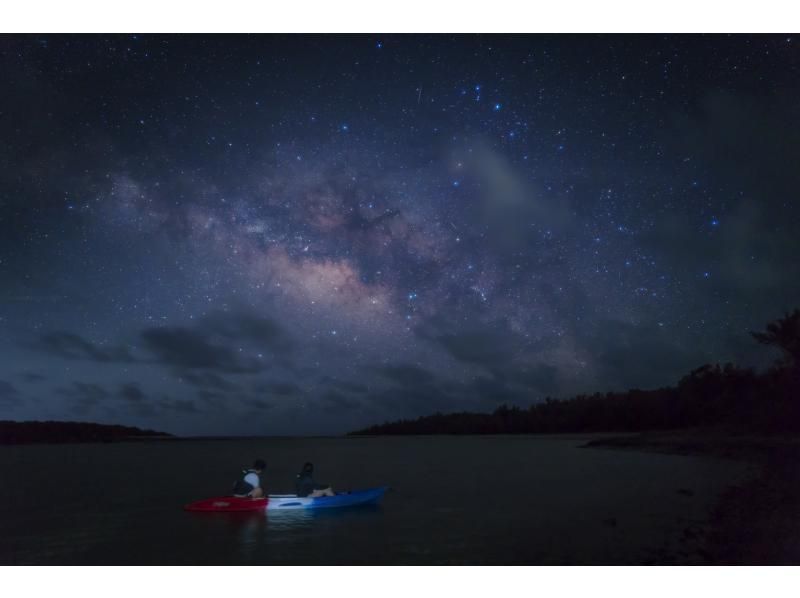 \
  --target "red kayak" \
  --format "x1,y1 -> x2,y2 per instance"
184,496 -> 268,512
